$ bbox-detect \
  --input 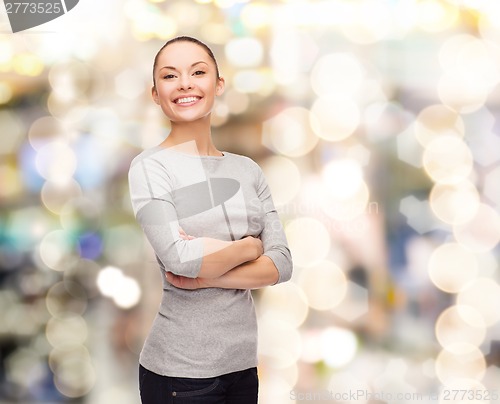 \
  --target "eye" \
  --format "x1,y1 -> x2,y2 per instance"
193,70 -> 206,76
163,74 -> 175,79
